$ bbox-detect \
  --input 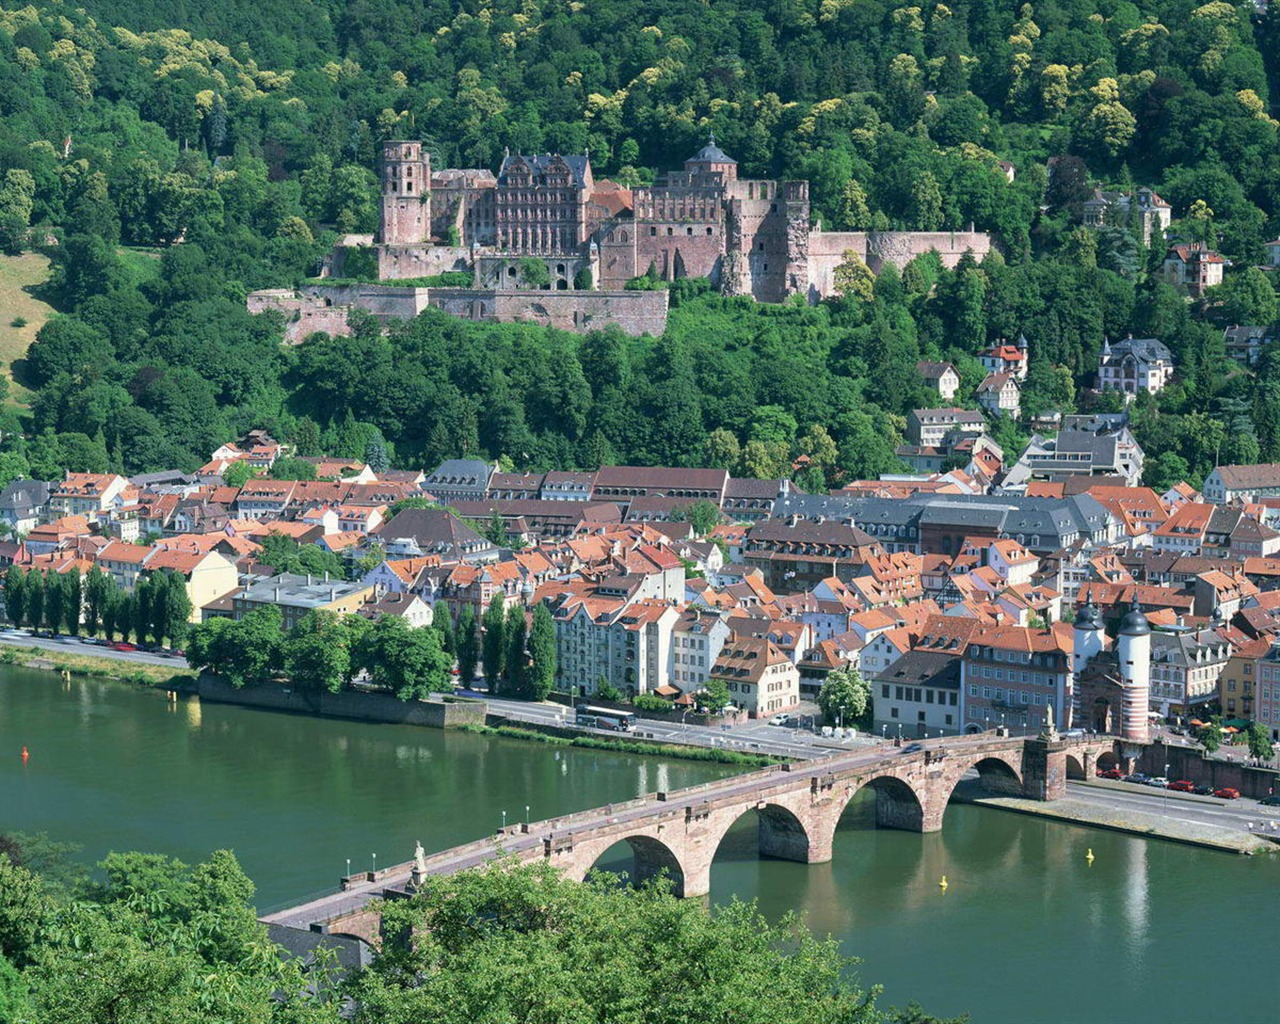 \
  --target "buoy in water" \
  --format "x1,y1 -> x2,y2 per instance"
939,875 -> 948,891
21,746 -> 29,763
1086,848 -> 1095,864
